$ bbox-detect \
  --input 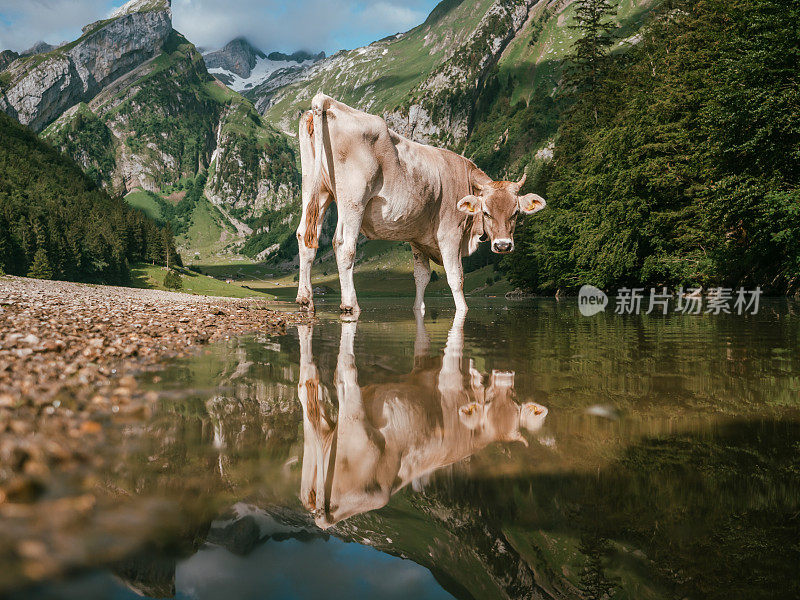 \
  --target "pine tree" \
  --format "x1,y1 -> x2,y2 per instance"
28,247 -> 54,279
564,0 -> 618,124
164,269 -> 182,290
